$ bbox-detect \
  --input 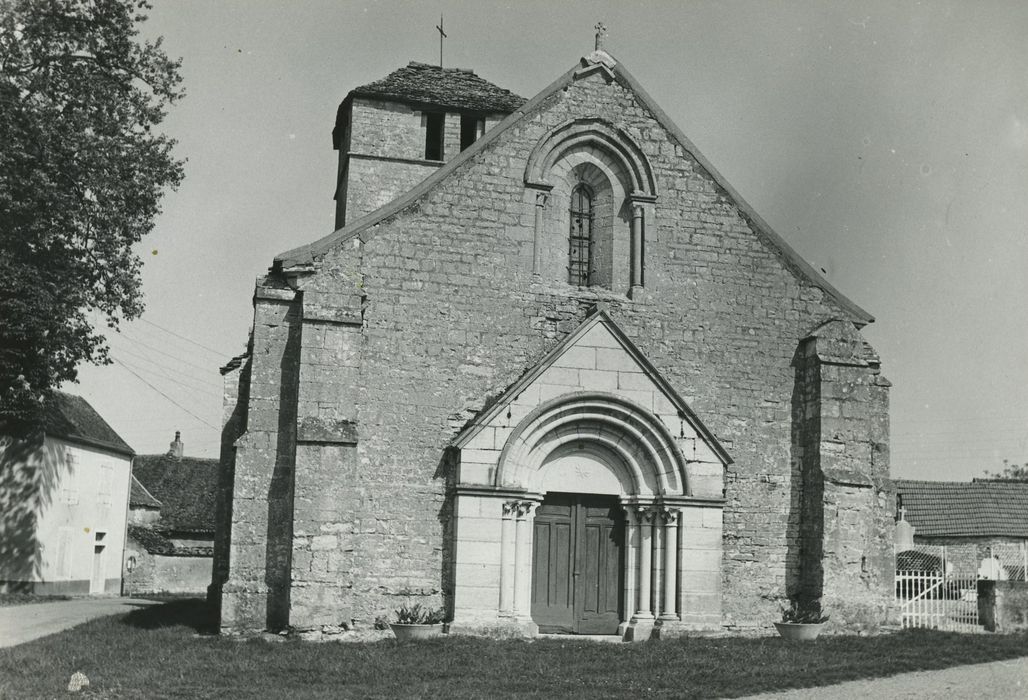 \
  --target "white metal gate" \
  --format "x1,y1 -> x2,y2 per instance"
895,545 -> 980,632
